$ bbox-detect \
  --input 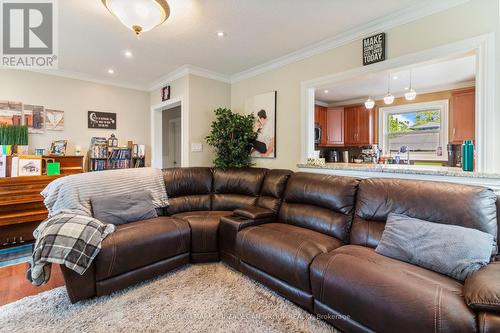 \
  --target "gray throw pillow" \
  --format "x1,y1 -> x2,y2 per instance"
375,213 -> 496,281
91,190 -> 158,225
